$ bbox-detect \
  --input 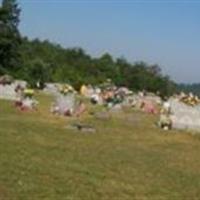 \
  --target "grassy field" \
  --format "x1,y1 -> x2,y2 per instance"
1,92 -> 200,200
